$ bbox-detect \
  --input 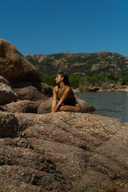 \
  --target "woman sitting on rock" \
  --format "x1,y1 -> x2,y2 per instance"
51,72 -> 81,112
